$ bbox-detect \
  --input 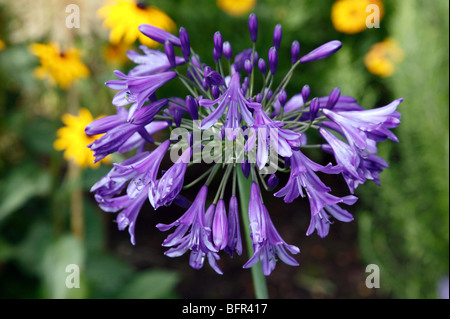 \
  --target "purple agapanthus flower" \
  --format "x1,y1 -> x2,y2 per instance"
321,98 -> 403,151
106,70 -> 177,118
199,72 -> 256,139
86,100 -> 170,162
92,140 -> 170,244
87,13 -> 403,280
246,103 -> 302,169
306,195 -> 357,238
149,147 -> 191,210
127,45 -> 185,76
274,149 -> 357,228
225,196 -> 243,257
156,186 -> 223,274
244,183 -> 300,275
